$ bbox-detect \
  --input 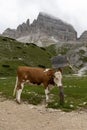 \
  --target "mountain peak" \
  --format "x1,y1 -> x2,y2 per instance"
2,12 -> 77,46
